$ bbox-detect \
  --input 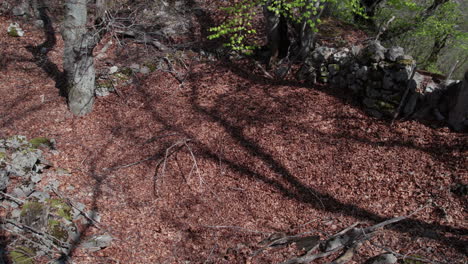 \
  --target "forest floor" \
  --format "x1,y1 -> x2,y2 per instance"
0,2 -> 467,263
